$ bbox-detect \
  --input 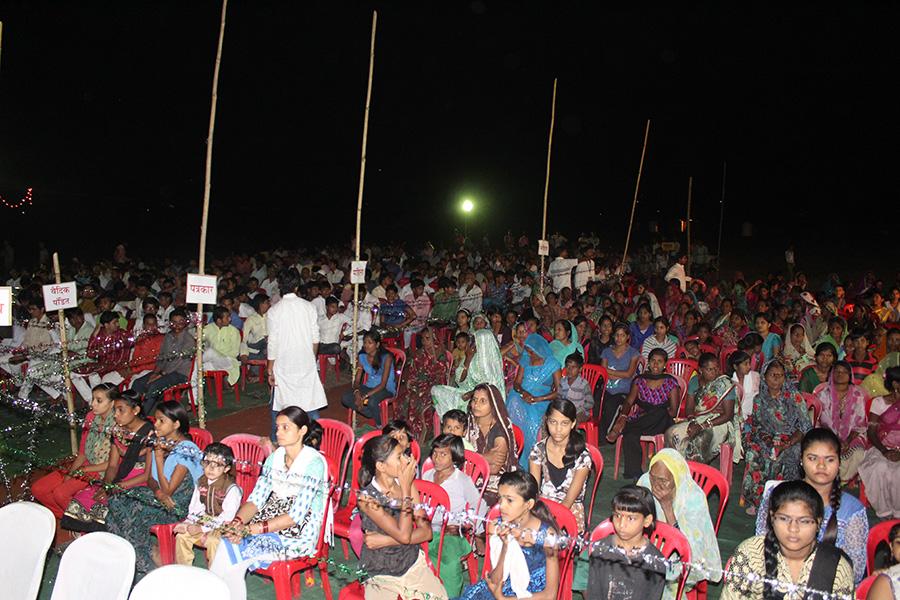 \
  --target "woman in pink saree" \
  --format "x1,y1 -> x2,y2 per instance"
858,366 -> 900,518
